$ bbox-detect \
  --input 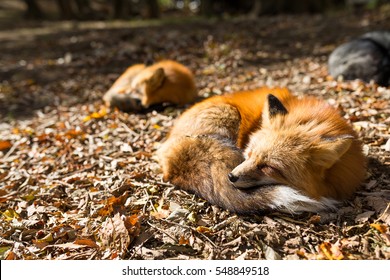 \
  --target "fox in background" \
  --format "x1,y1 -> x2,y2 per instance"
103,60 -> 197,112
157,88 -> 366,214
